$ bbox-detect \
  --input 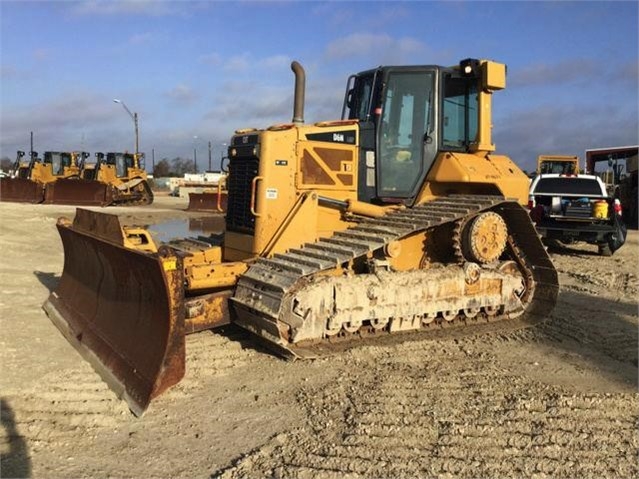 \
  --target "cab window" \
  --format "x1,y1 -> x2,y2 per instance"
442,75 -> 478,150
